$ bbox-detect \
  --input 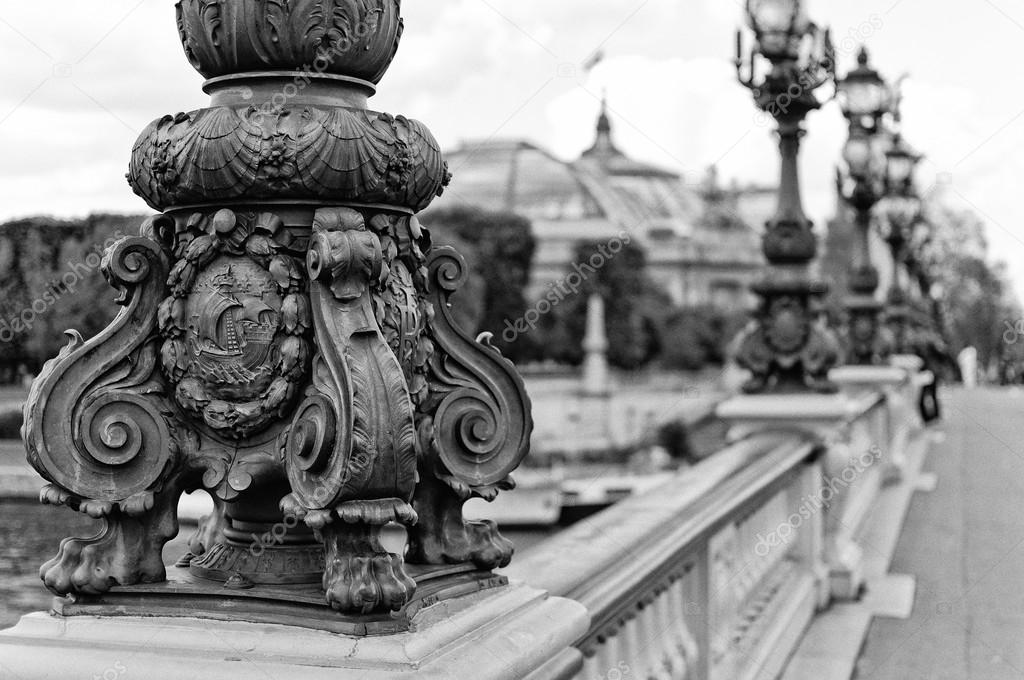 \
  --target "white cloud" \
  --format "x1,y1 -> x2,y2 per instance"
0,0 -> 1023,300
